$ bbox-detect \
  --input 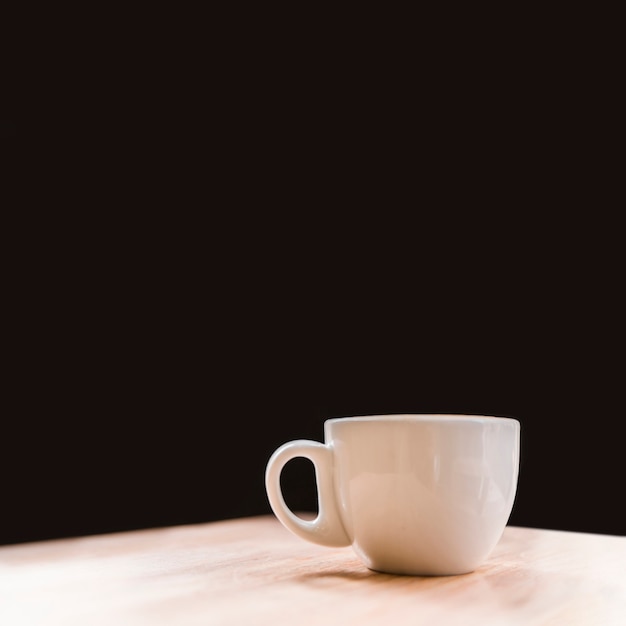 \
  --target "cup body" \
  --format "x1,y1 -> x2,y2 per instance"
326,415 -> 520,575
